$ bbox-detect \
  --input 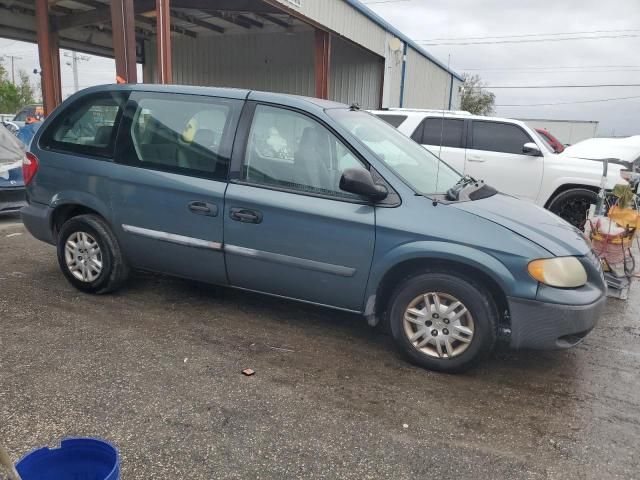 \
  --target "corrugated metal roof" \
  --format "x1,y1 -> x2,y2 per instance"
344,0 -> 463,81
